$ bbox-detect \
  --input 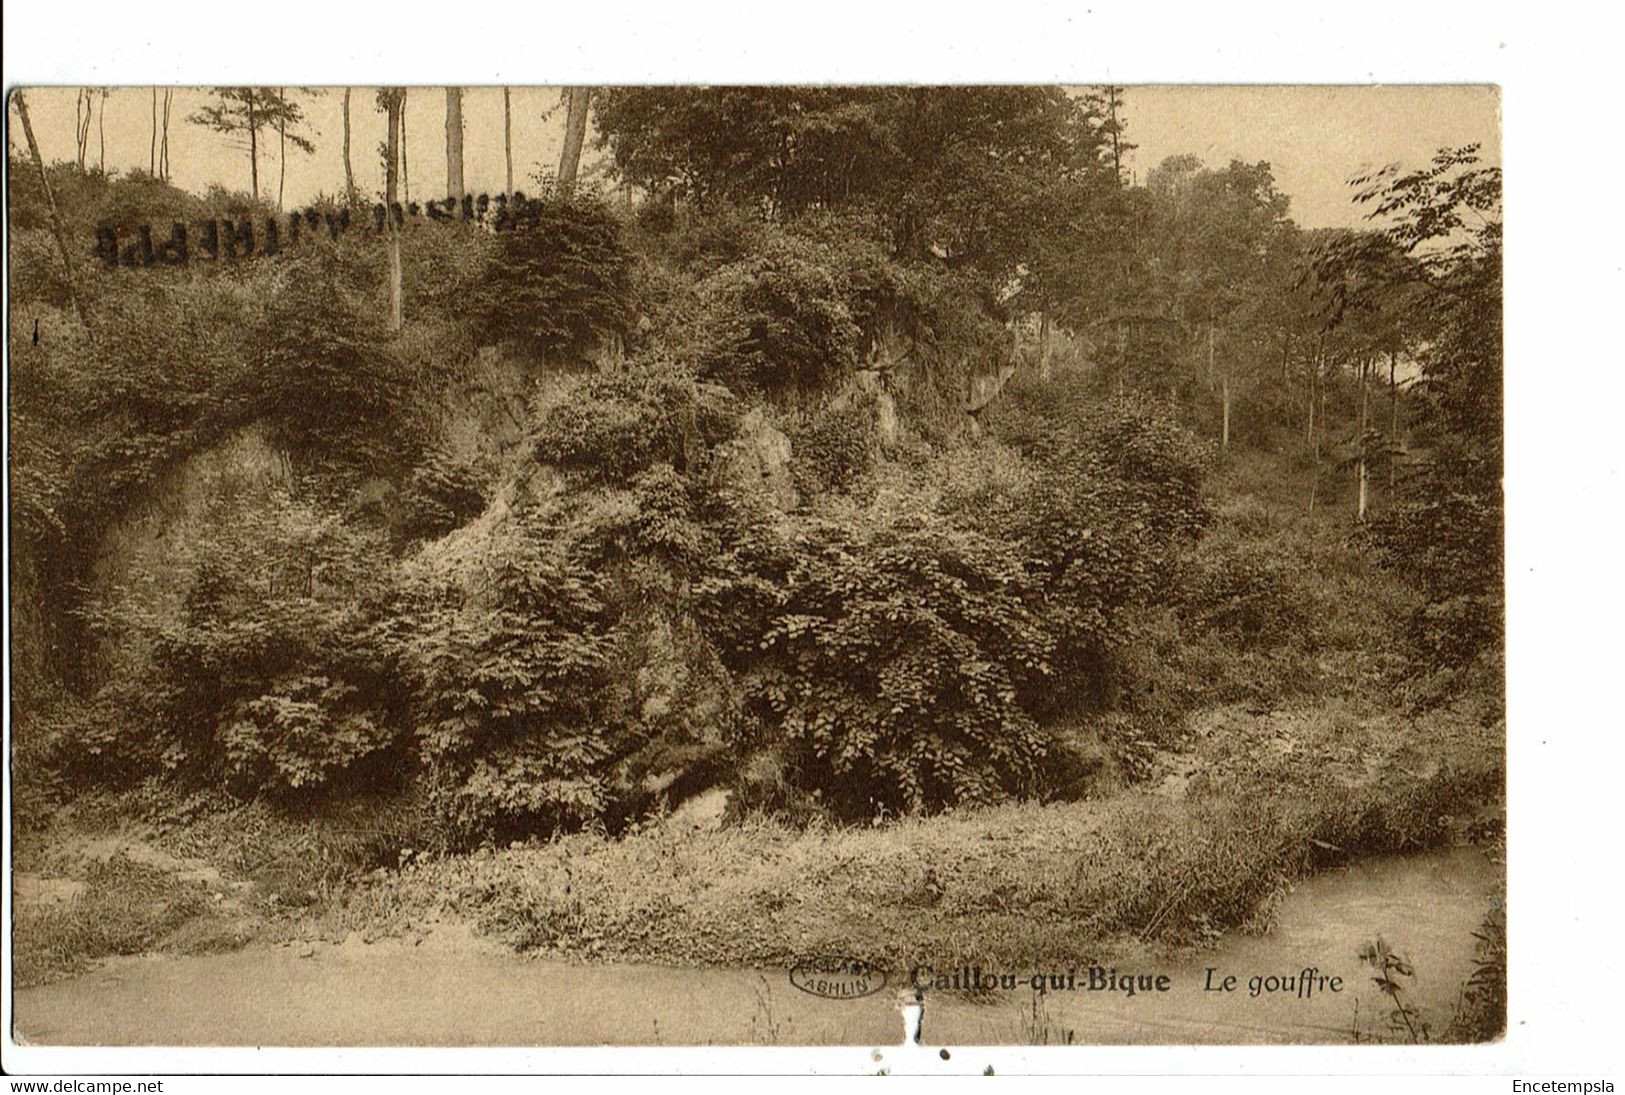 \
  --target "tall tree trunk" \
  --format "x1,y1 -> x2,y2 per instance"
503,87 -> 514,197
385,90 -> 404,334
76,90 -> 91,170
342,88 -> 356,206
445,87 -> 465,203
277,88 -> 288,211
1107,86 -> 1122,180
400,88 -> 410,207
1357,357 -> 1370,522
15,92 -> 90,332
558,87 -> 591,190
1221,365 -> 1231,450
160,89 -> 172,180
97,91 -> 106,173
150,88 -> 158,174
247,93 -> 259,200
